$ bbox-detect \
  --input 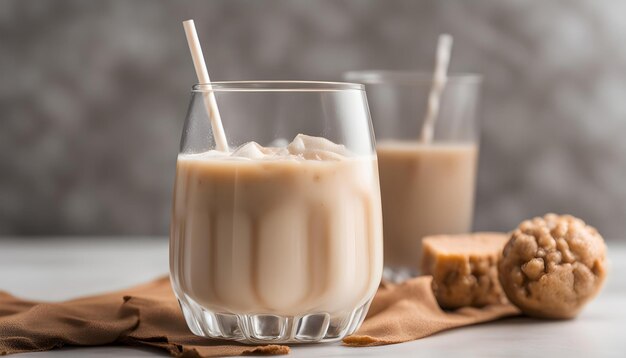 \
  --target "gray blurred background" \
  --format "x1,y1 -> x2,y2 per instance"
1,0 -> 625,239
